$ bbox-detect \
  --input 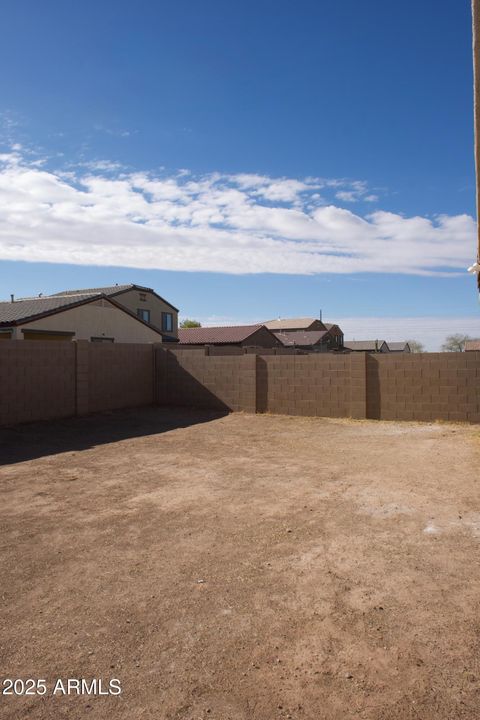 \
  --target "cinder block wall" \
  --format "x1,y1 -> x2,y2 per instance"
367,353 -> 480,423
87,342 -> 154,413
1,342 -> 479,427
155,347 -> 256,412
156,348 -> 480,423
0,340 -> 76,425
0,340 -> 156,427
257,354 -> 355,417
